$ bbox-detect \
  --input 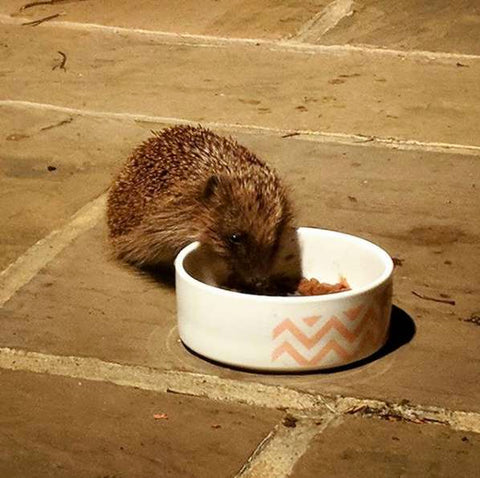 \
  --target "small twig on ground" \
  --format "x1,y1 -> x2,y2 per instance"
354,134 -> 375,143
52,50 -> 67,71
346,404 -> 368,414
345,404 -> 445,426
22,12 -> 61,26
166,388 -> 198,398
40,117 -> 73,131
20,0 -> 80,10
281,132 -> 301,138
421,417 -> 447,424
21,0 -> 54,9
411,290 -> 456,306
392,257 -> 404,267
463,313 -> 480,326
